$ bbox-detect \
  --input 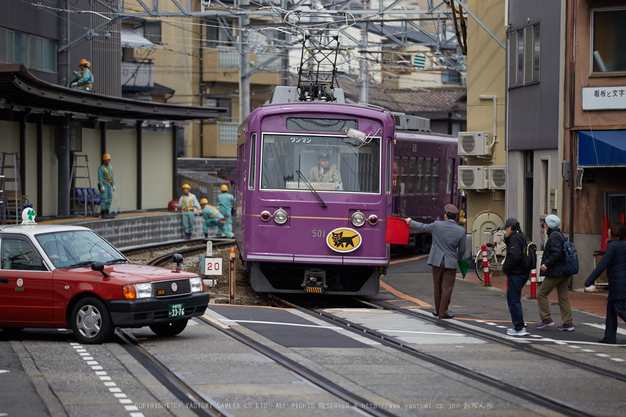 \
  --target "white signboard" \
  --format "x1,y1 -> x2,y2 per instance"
582,86 -> 626,110
204,258 -> 223,276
